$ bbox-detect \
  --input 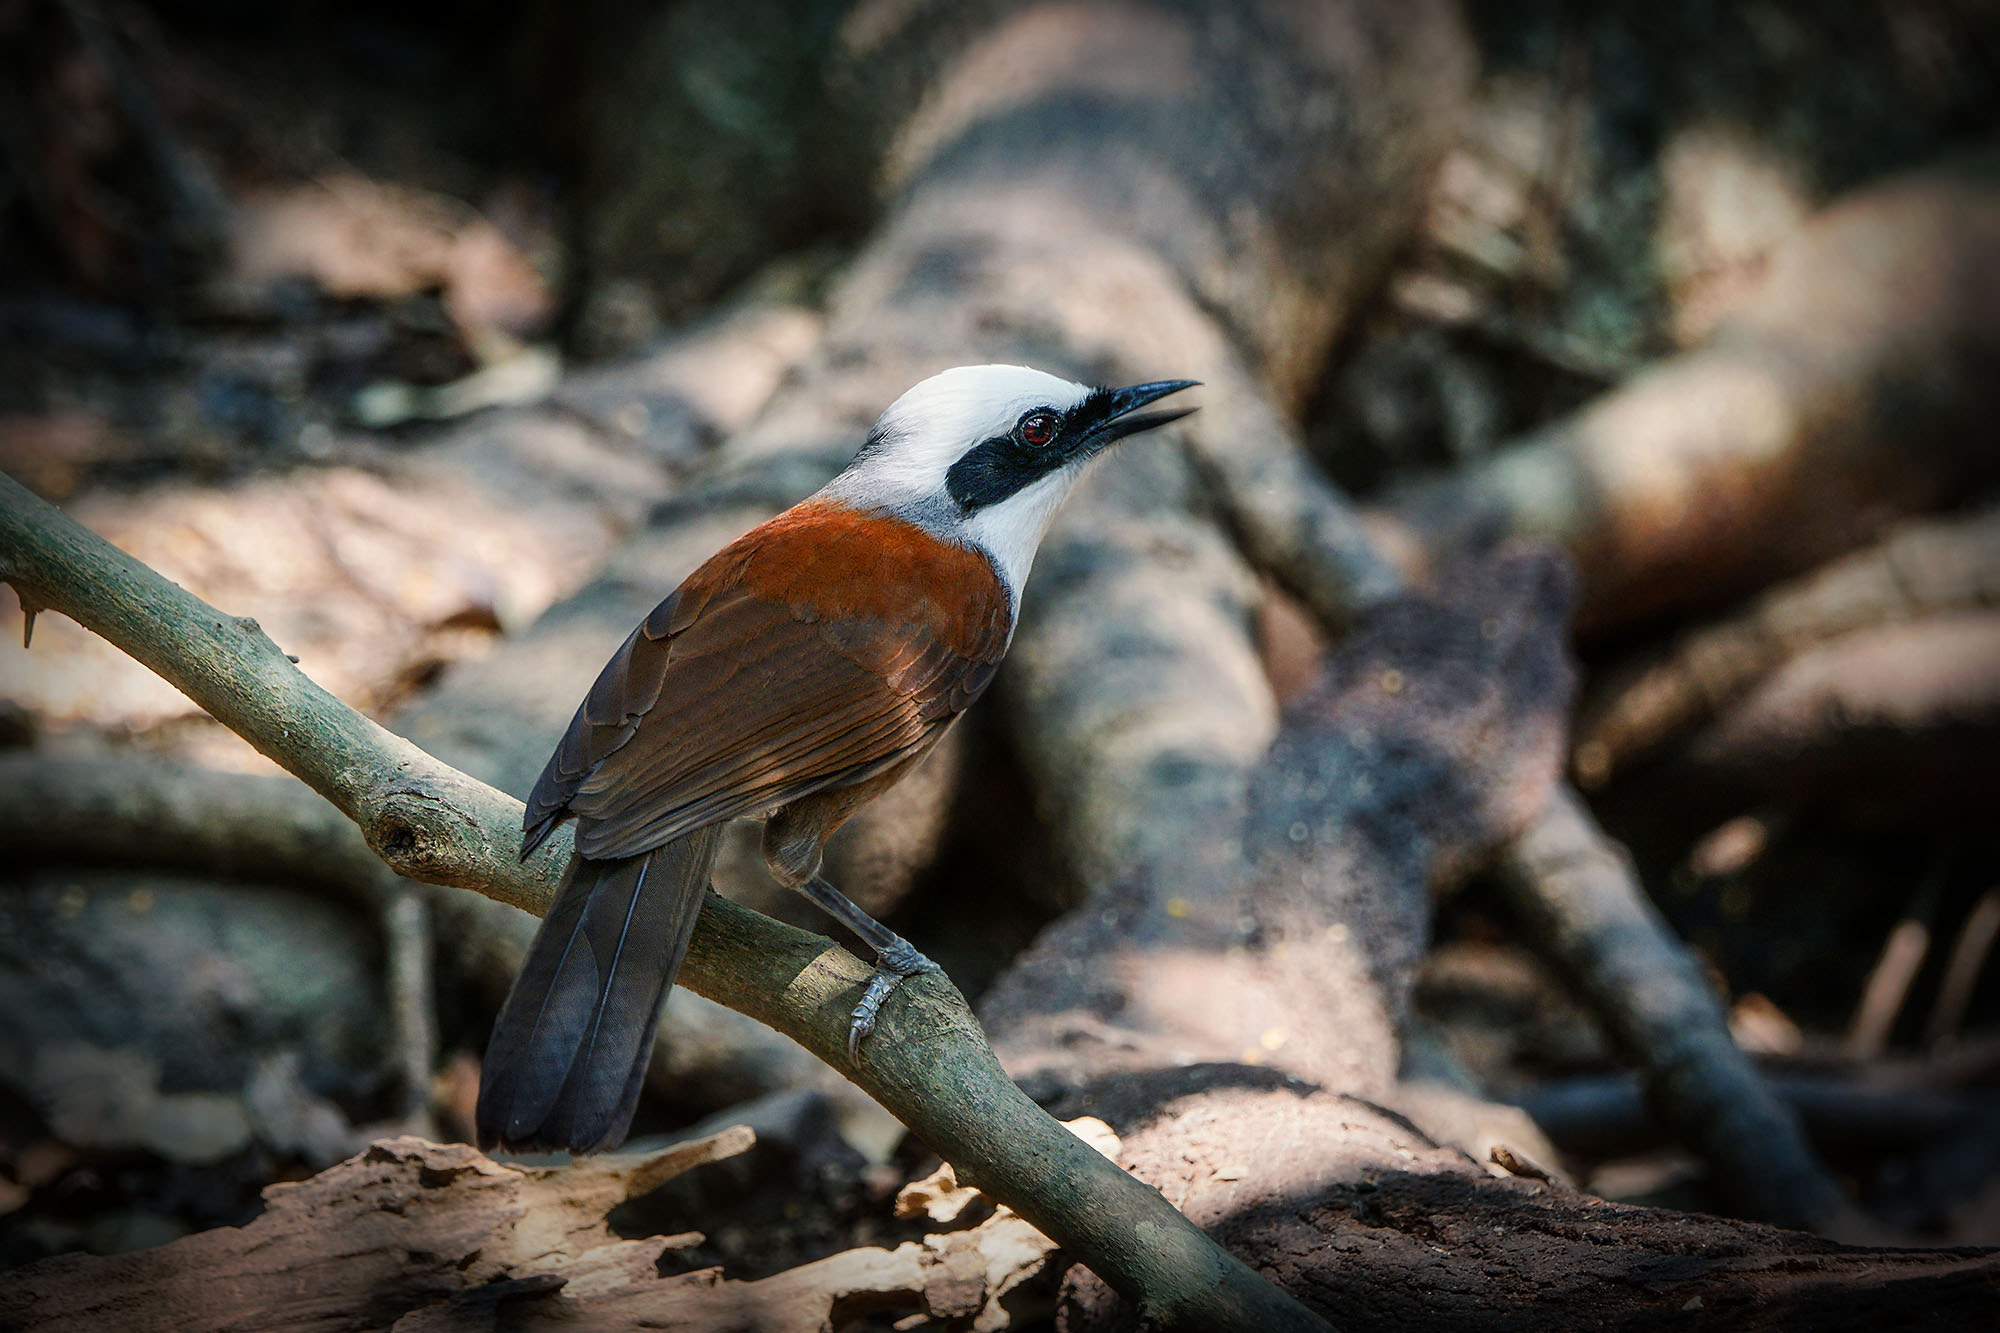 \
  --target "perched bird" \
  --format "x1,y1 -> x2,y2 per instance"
476,364 -> 1197,1154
